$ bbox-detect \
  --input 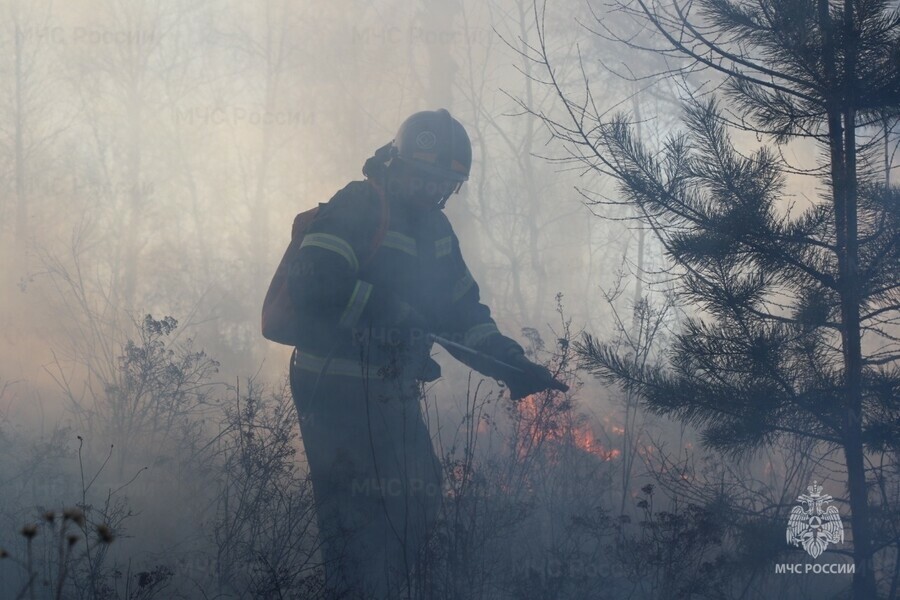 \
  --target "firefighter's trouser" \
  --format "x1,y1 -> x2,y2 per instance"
290,353 -> 443,599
